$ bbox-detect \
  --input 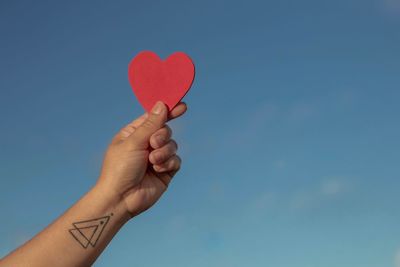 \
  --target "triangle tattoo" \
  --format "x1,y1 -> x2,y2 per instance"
68,213 -> 113,249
